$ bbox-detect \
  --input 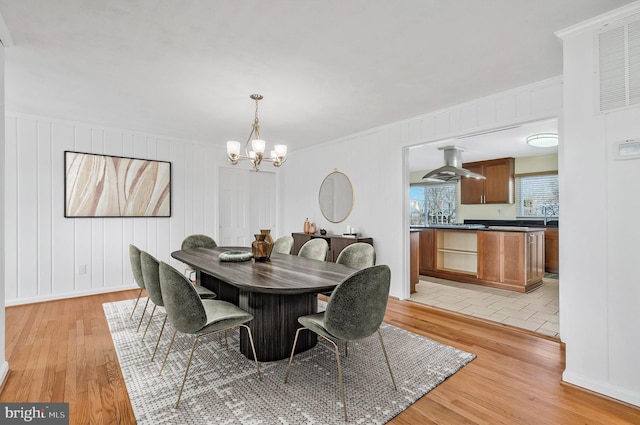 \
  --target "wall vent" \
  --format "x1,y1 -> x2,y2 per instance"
596,13 -> 640,112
